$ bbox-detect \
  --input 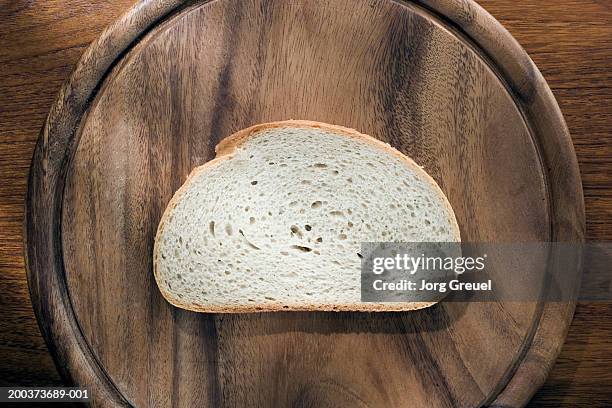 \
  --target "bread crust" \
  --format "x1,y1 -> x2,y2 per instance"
154,119 -> 460,313
158,300 -> 438,313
